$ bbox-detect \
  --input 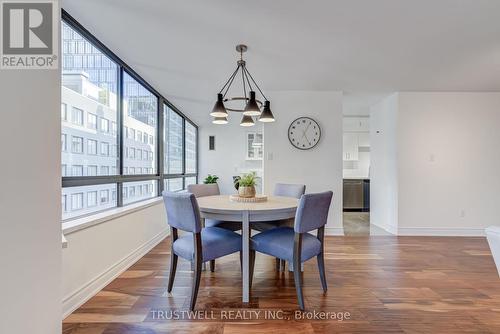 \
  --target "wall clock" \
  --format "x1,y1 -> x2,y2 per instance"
288,117 -> 321,150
